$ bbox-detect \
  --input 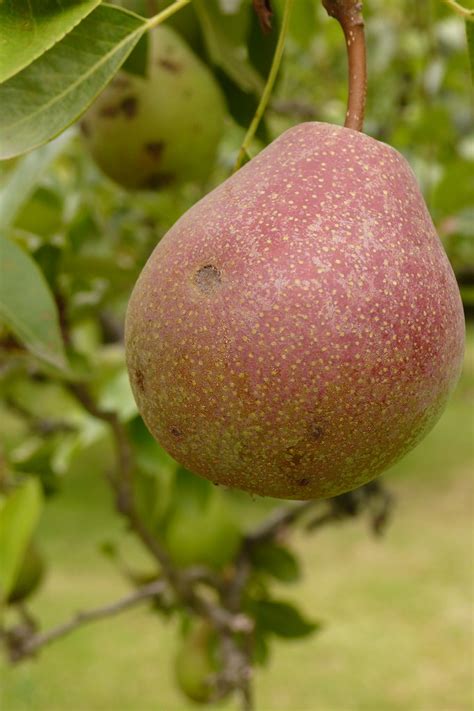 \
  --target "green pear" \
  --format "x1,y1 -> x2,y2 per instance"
81,25 -> 225,190
164,488 -> 241,569
7,543 -> 45,605
175,622 -> 221,704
